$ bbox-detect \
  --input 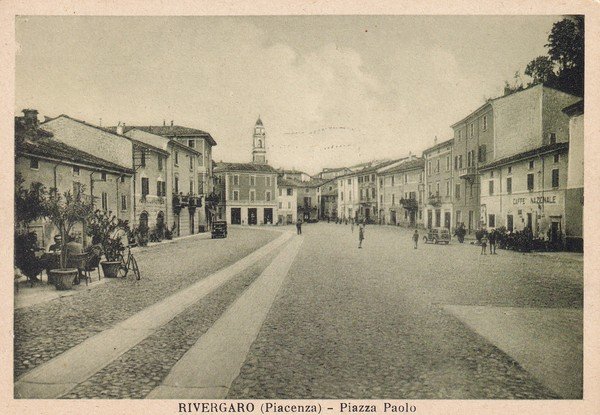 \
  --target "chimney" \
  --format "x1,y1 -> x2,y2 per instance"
163,120 -> 166,126
116,121 -> 123,135
22,109 -> 39,128
170,120 -> 174,127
